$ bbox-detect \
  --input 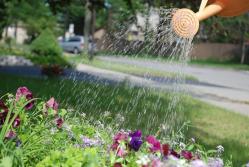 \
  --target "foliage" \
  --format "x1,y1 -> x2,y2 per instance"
36,147 -> 101,167
199,14 -> 249,43
30,29 -> 62,57
0,86 -> 236,166
5,0 -> 57,41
